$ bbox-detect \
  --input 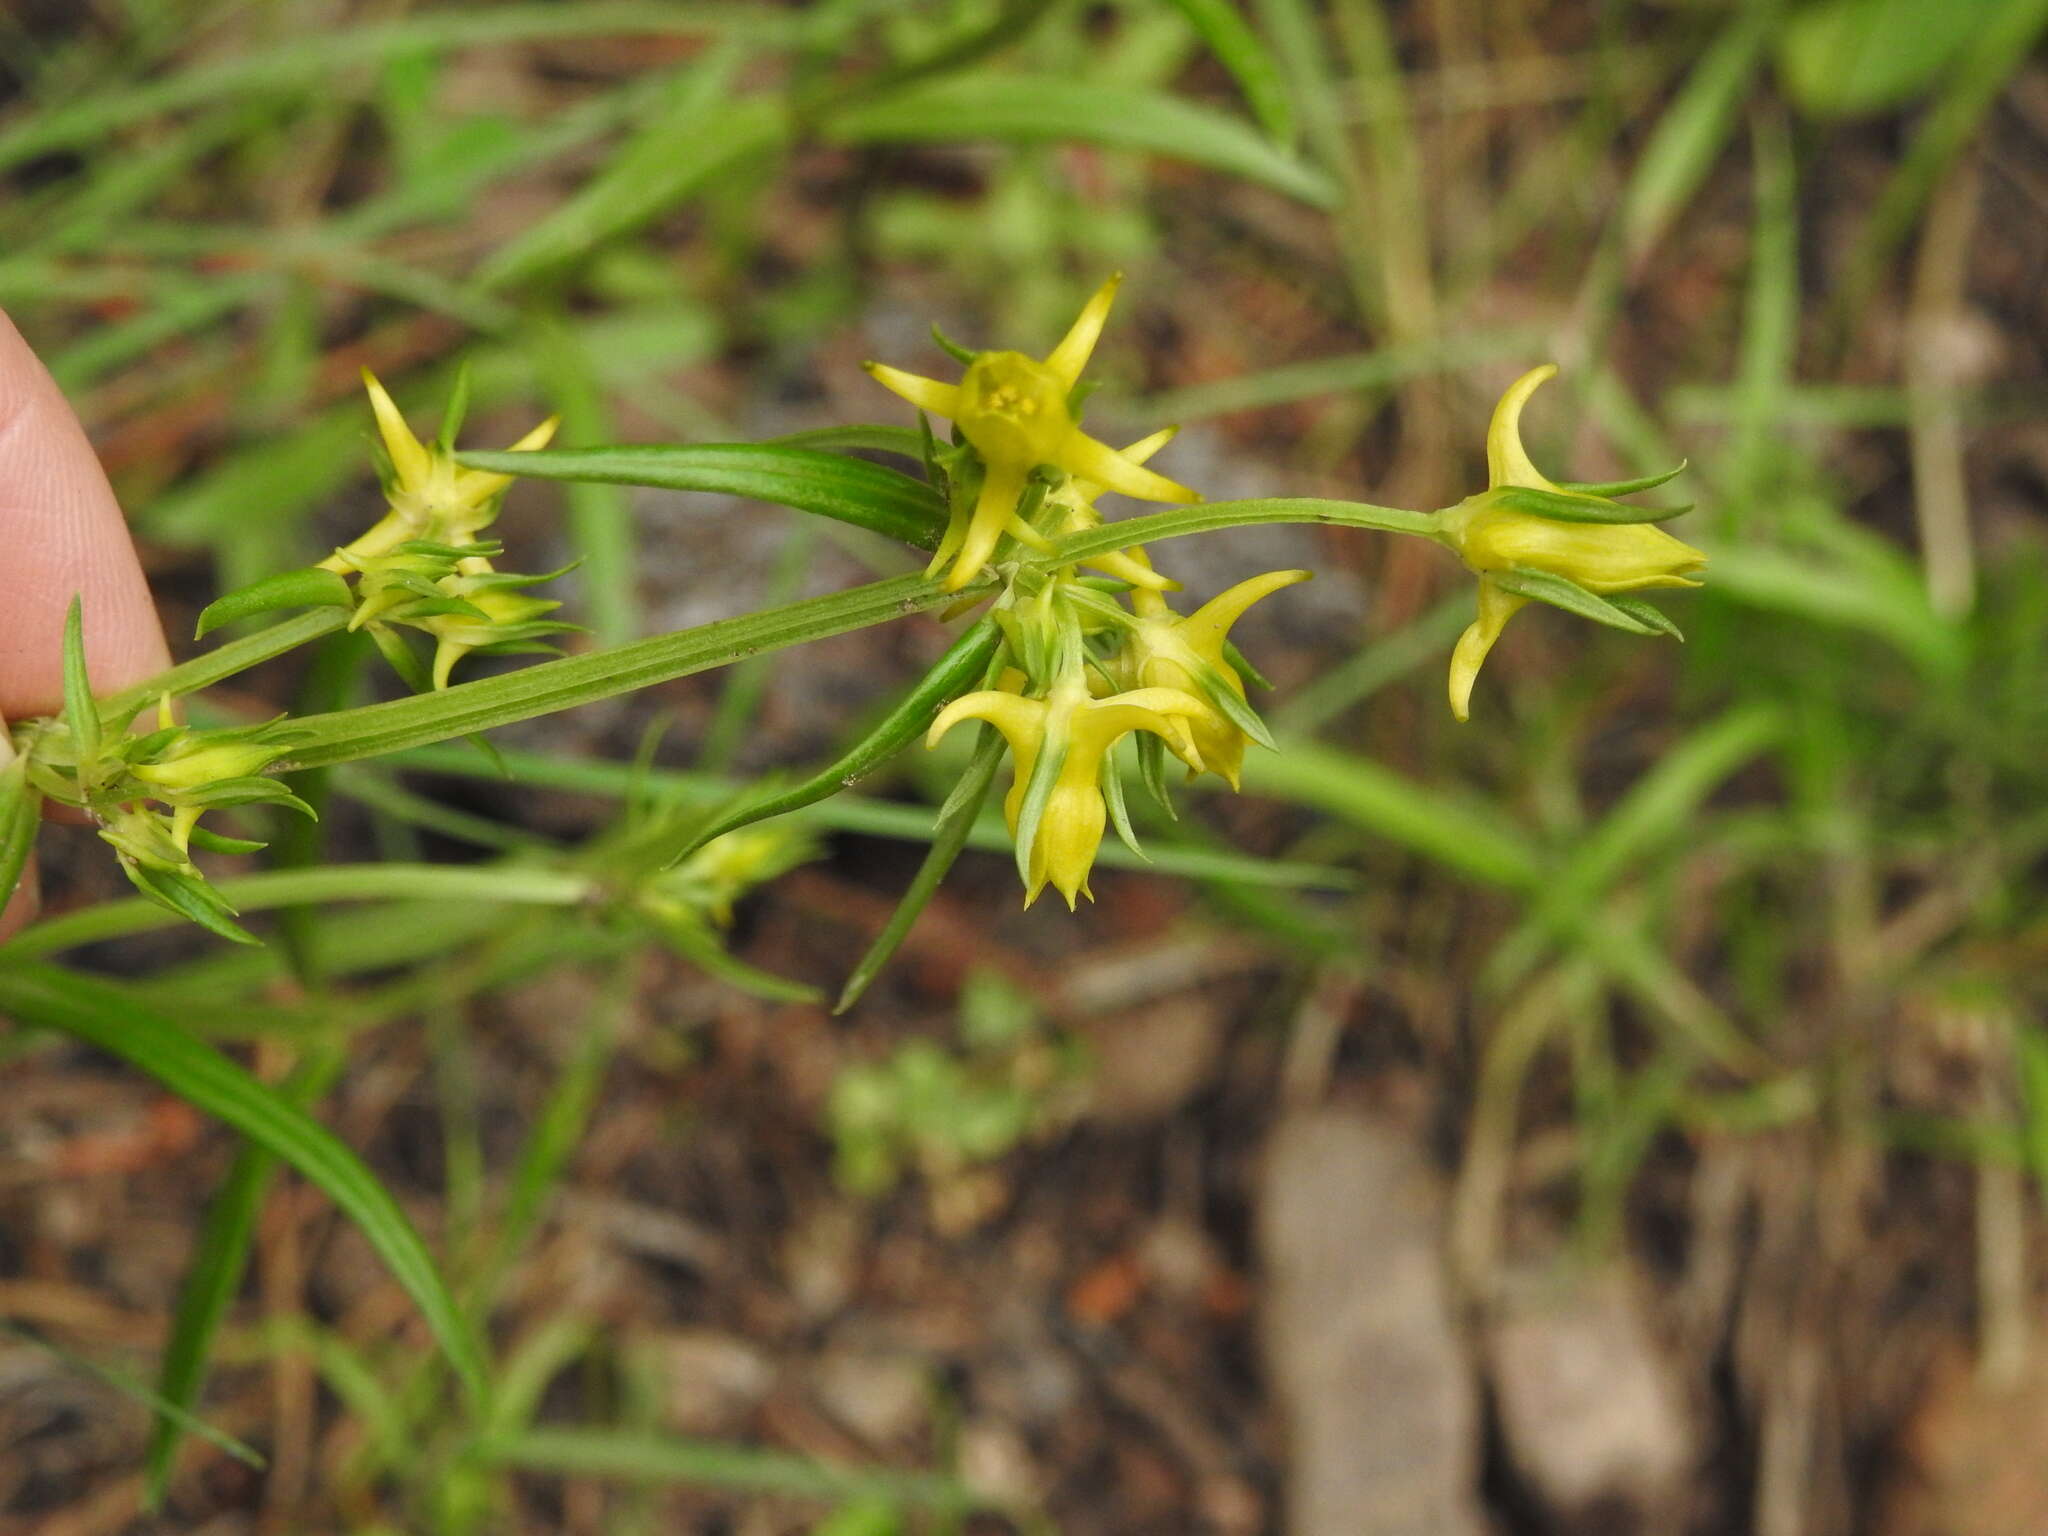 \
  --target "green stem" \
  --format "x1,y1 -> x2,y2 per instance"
101,609 -> 351,719
1048,496 -> 1440,566
3,864 -> 593,959
276,571 -> 973,771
